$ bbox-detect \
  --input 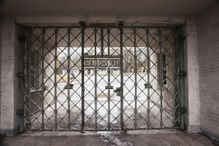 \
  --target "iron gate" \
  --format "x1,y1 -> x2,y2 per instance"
23,23 -> 184,131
